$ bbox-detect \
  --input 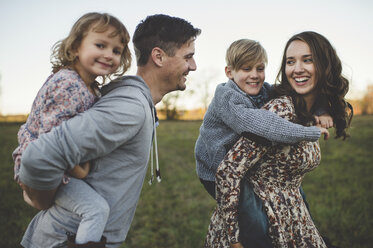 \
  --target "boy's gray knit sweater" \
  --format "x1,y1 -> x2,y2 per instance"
195,80 -> 321,182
